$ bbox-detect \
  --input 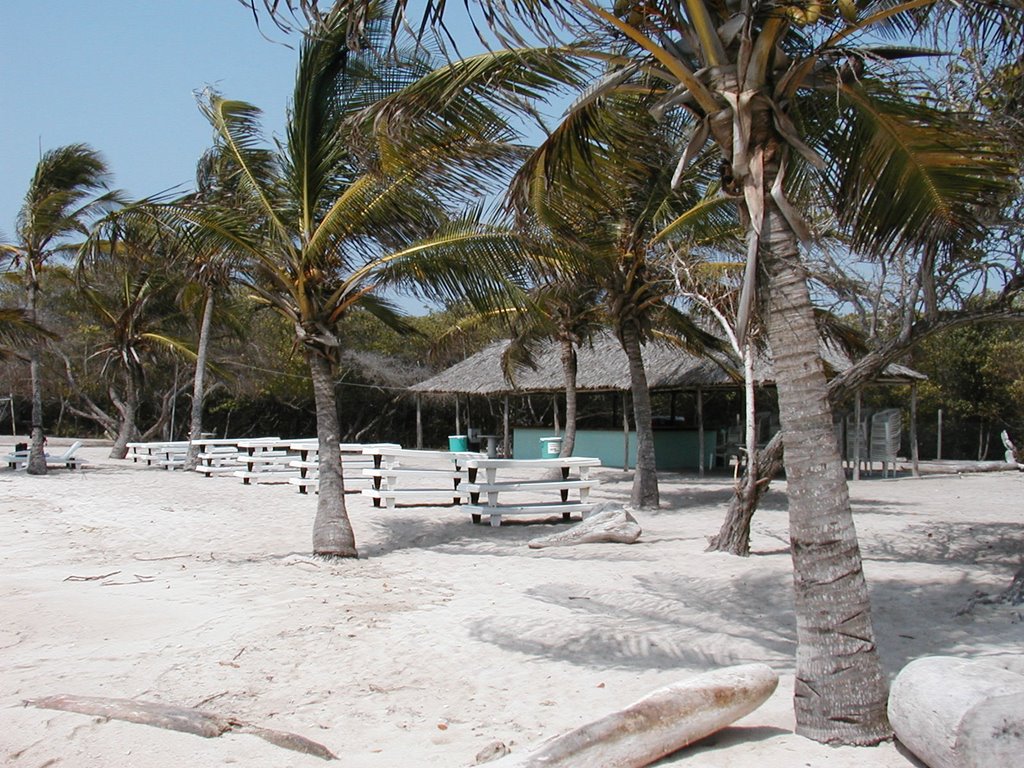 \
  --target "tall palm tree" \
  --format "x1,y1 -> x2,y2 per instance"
179,148 -> 250,470
74,217 -> 193,458
246,0 -> 1022,744
1,145 -> 120,474
554,3 -> 1019,743
175,4 -> 560,558
512,95 -> 729,508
